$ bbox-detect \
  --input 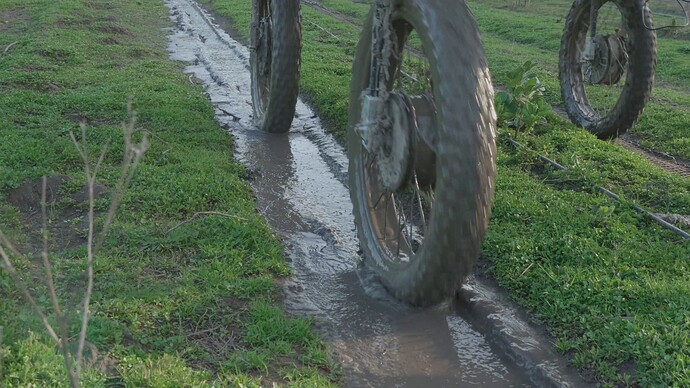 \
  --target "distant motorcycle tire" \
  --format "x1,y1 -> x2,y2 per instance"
559,0 -> 656,139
